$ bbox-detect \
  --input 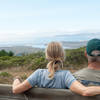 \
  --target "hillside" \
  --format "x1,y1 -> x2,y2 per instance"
61,41 -> 87,49
0,47 -> 87,70
0,46 -> 44,56
0,47 -> 87,84
0,41 -> 88,56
